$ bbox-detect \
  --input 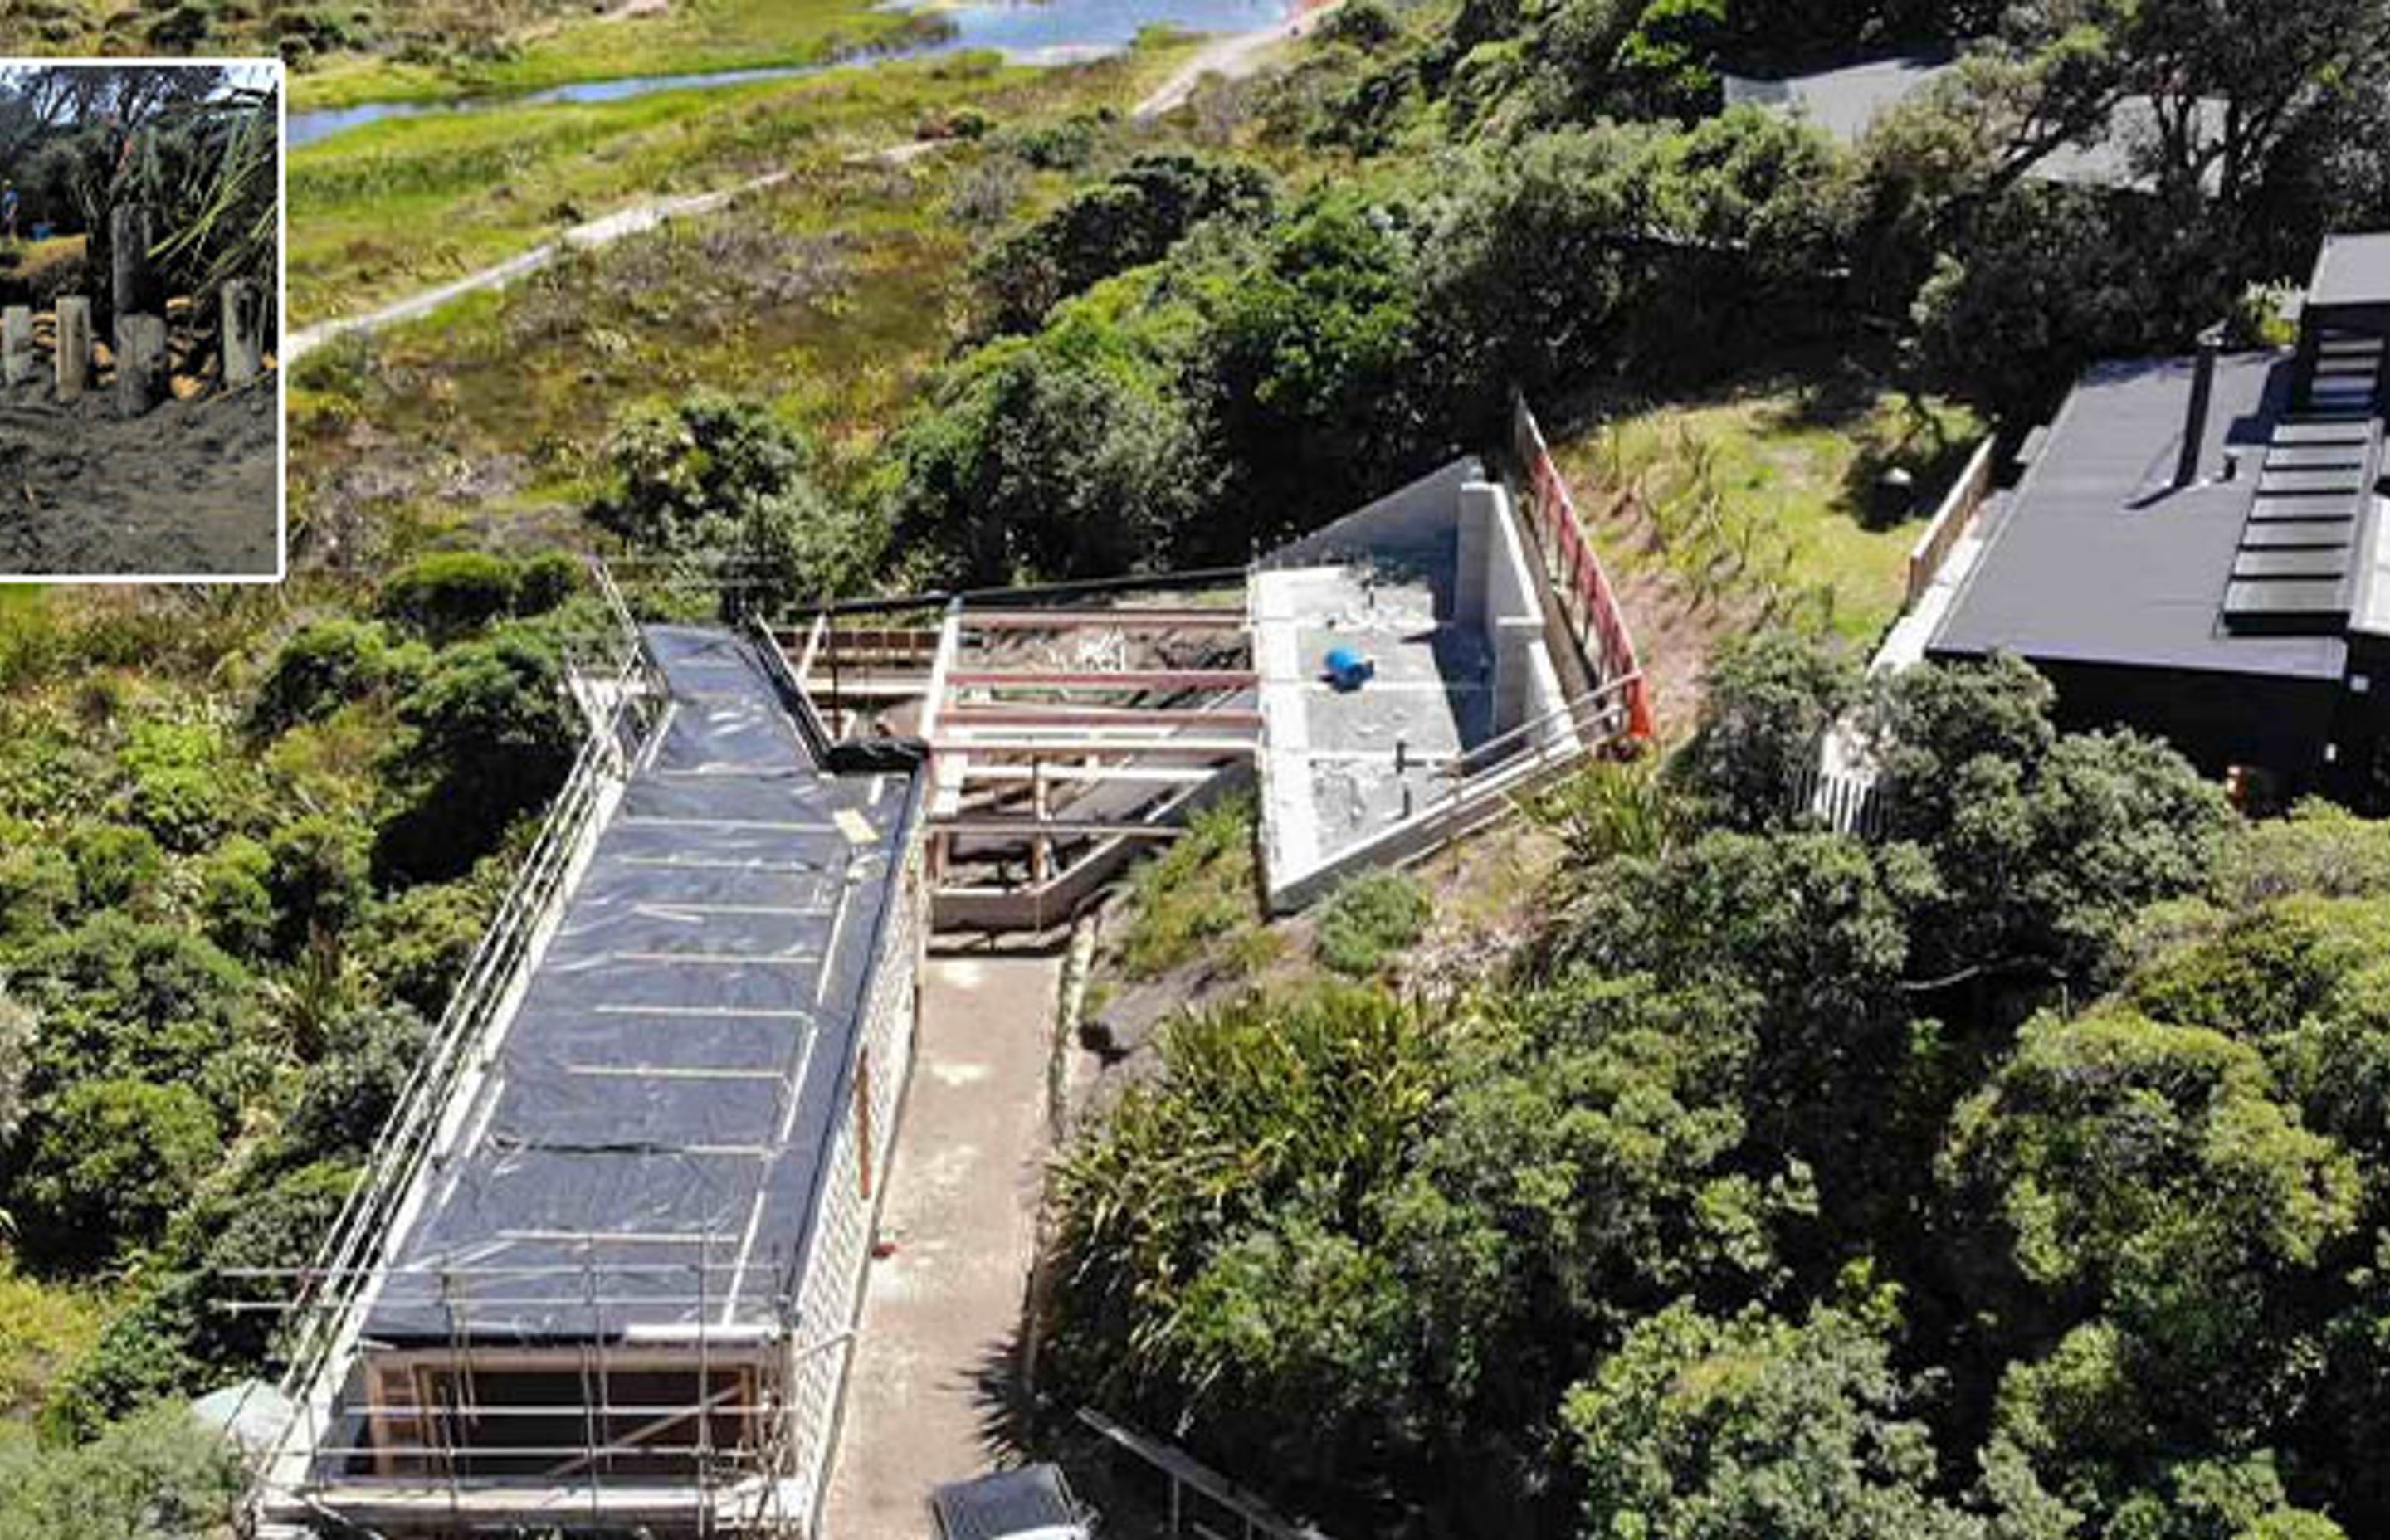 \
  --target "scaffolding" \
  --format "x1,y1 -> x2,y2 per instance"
240,607 -> 929,1539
